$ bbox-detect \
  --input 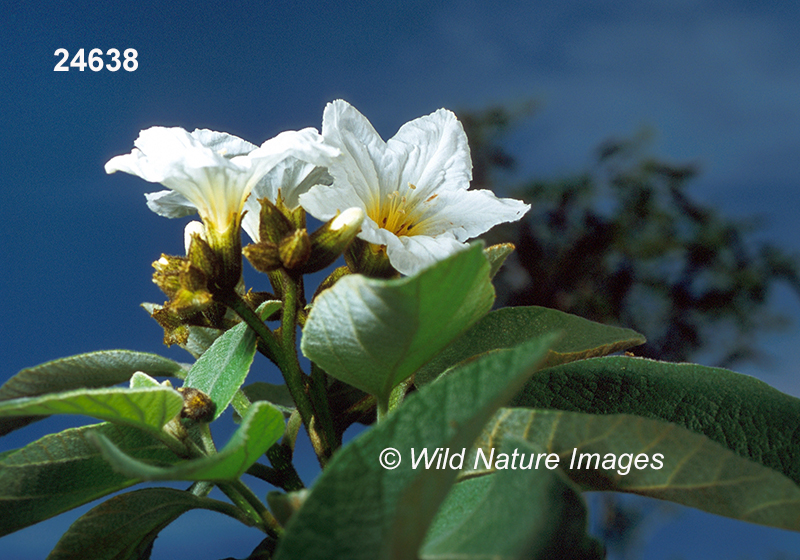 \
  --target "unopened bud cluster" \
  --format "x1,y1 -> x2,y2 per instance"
148,226 -> 229,345
244,197 -> 364,276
